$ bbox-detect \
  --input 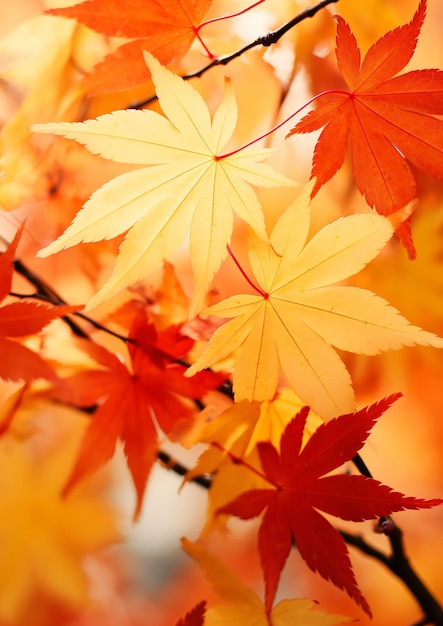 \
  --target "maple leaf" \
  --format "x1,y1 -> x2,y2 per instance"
186,181 -> 443,418
0,226 -> 80,382
287,0 -> 443,257
0,441 -> 118,622
216,395 -> 443,615
182,538 -> 350,625
175,600 -> 207,626
46,0 -> 213,93
32,53 -> 292,315
190,390 -> 323,458
50,312 -> 225,519
185,391 -> 324,534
